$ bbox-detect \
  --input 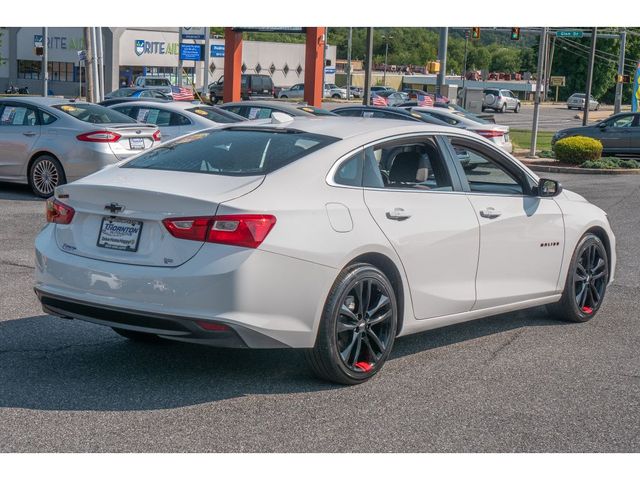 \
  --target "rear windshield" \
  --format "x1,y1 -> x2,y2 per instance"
54,104 -> 137,124
571,94 -> 585,98
111,88 -> 136,97
144,78 -> 171,87
484,89 -> 500,95
123,128 -> 338,176
186,107 -> 245,124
